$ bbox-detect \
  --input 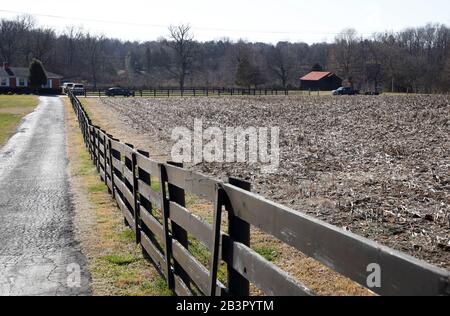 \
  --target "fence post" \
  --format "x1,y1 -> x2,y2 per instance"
209,183 -> 225,296
130,150 -> 141,244
226,177 -> 251,296
135,150 -> 150,245
167,161 -> 191,291
94,127 -> 100,171
107,137 -> 114,197
103,133 -> 108,185
159,163 -> 174,289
